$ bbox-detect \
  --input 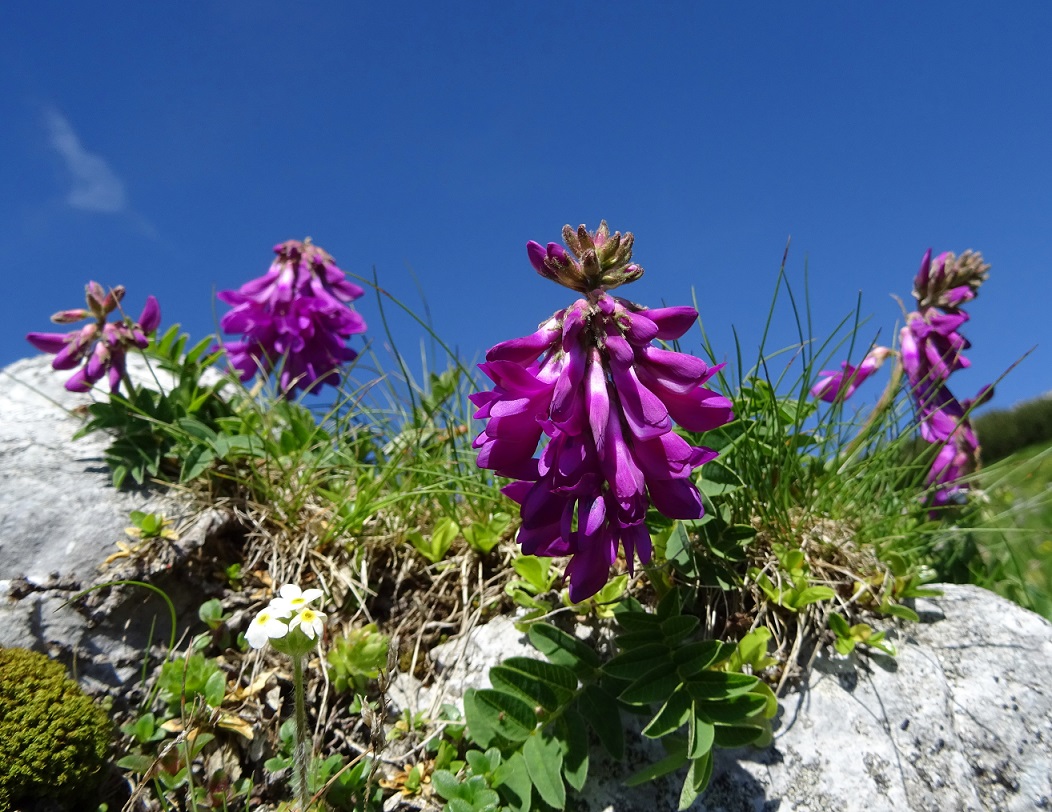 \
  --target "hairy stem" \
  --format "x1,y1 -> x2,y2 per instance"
292,653 -> 310,811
